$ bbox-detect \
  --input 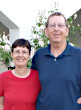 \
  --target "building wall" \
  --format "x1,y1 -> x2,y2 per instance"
68,9 -> 81,48
9,29 -> 20,44
0,22 -> 9,37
